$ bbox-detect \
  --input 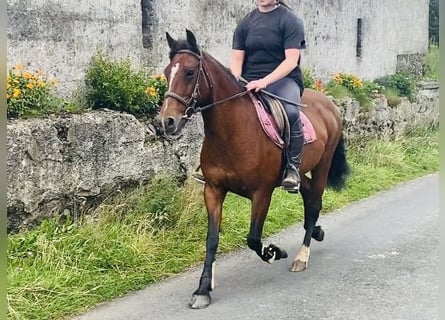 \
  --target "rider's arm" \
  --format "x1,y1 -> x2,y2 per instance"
262,48 -> 300,86
229,49 -> 245,80
245,48 -> 300,91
